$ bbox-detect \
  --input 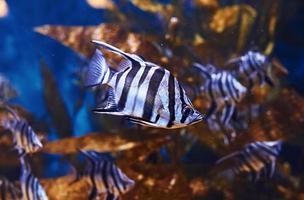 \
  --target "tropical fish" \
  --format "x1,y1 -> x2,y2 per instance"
193,63 -> 247,130
78,150 -> 135,200
227,51 -> 274,89
0,74 -> 17,102
85,40 -> 203,129
1,108 -> 43,156
19,157 -> 48,200
0,176 -> 21,200
217,140 -> 282,181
